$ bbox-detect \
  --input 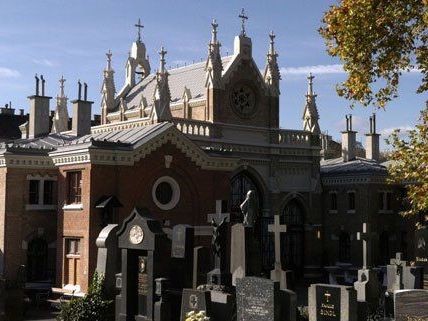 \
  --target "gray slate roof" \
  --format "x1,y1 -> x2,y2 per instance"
321,157 -> 388,176
119,56 -> 233,112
